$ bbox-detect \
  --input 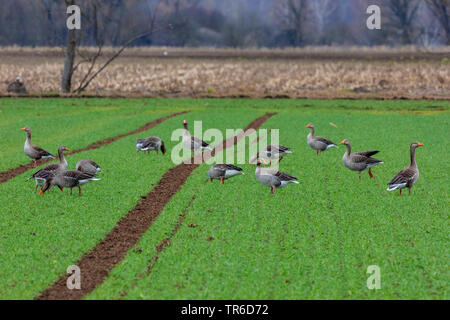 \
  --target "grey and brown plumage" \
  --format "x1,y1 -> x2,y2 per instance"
340,139 -> 383,180
182,120 -> 212,153
254,160 -> 299,194
40,170 -> 100,196
249,144 -> 292,165
22,127 -> 55,167
136,136 -> 166,155
28,145 -> 69,192
7,76 -> 27,94
387,142 -> 423,195
208,164 -> 244,184
306,123 -> 337,156
76,159 -> 102,176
